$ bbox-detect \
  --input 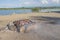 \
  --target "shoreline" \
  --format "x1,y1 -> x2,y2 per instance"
0,12 -> 60,27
